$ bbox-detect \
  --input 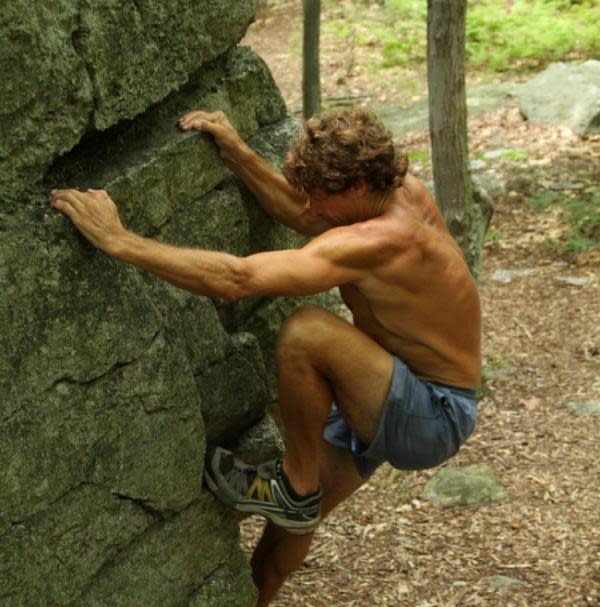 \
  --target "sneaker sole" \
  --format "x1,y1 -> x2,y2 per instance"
203,468 -> 319,535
